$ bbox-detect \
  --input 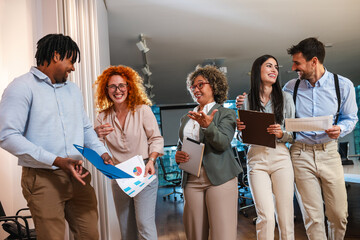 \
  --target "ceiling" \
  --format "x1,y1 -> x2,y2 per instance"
105,0 -> 360,105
